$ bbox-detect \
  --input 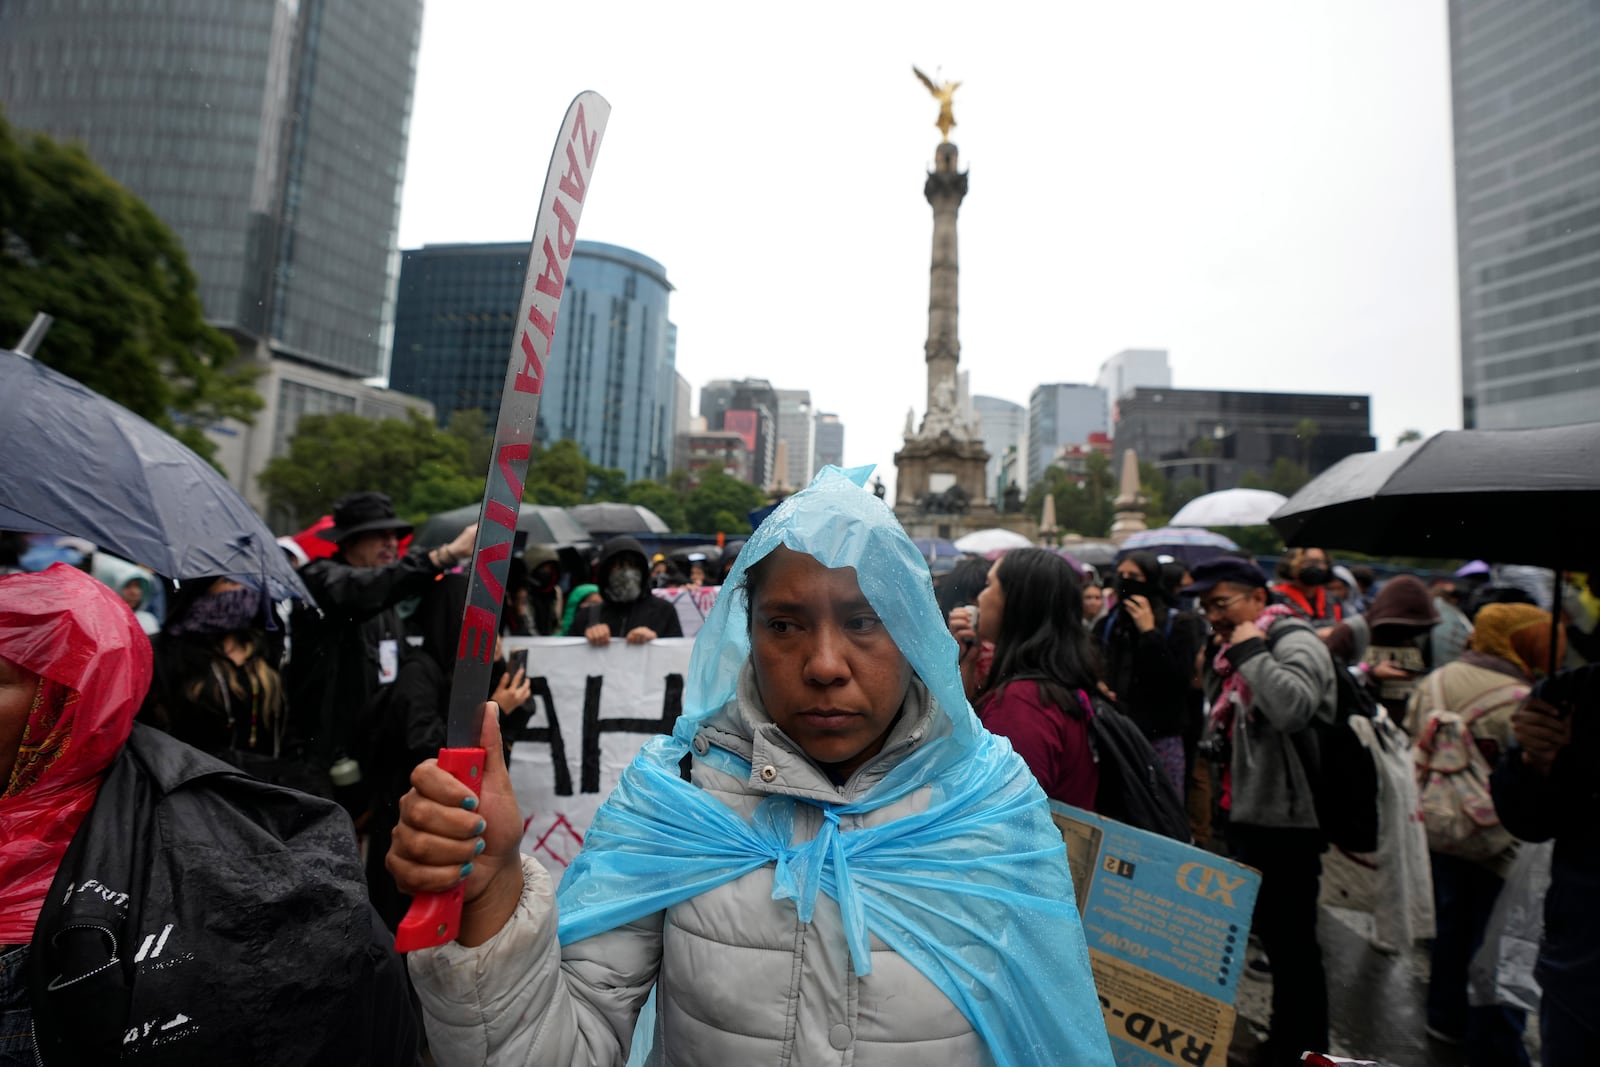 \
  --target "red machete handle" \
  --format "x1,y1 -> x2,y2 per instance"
394,745 -> 487,953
